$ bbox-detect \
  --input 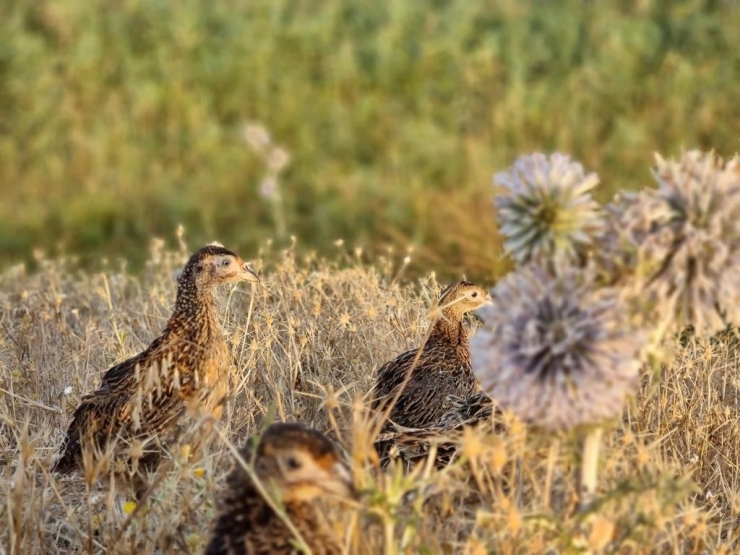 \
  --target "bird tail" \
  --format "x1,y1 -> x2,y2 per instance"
51,442 -> 79,475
